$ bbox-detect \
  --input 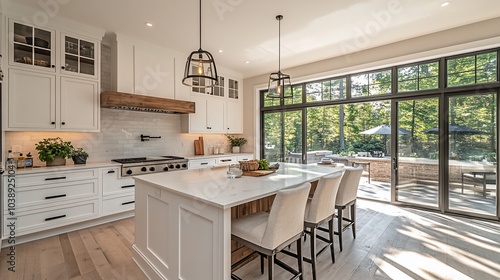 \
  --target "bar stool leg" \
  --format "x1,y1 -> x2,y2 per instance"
337,207 -> 343,252
328,218 -> 335,263
297,238 -> 304,280
268,254 -> 274,280
260,254 -> 265,274
310,227 -> 317,280
351,202 -> 356,239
